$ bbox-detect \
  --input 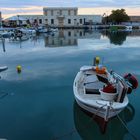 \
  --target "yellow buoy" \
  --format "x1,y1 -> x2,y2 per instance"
16,65 -> 22,73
